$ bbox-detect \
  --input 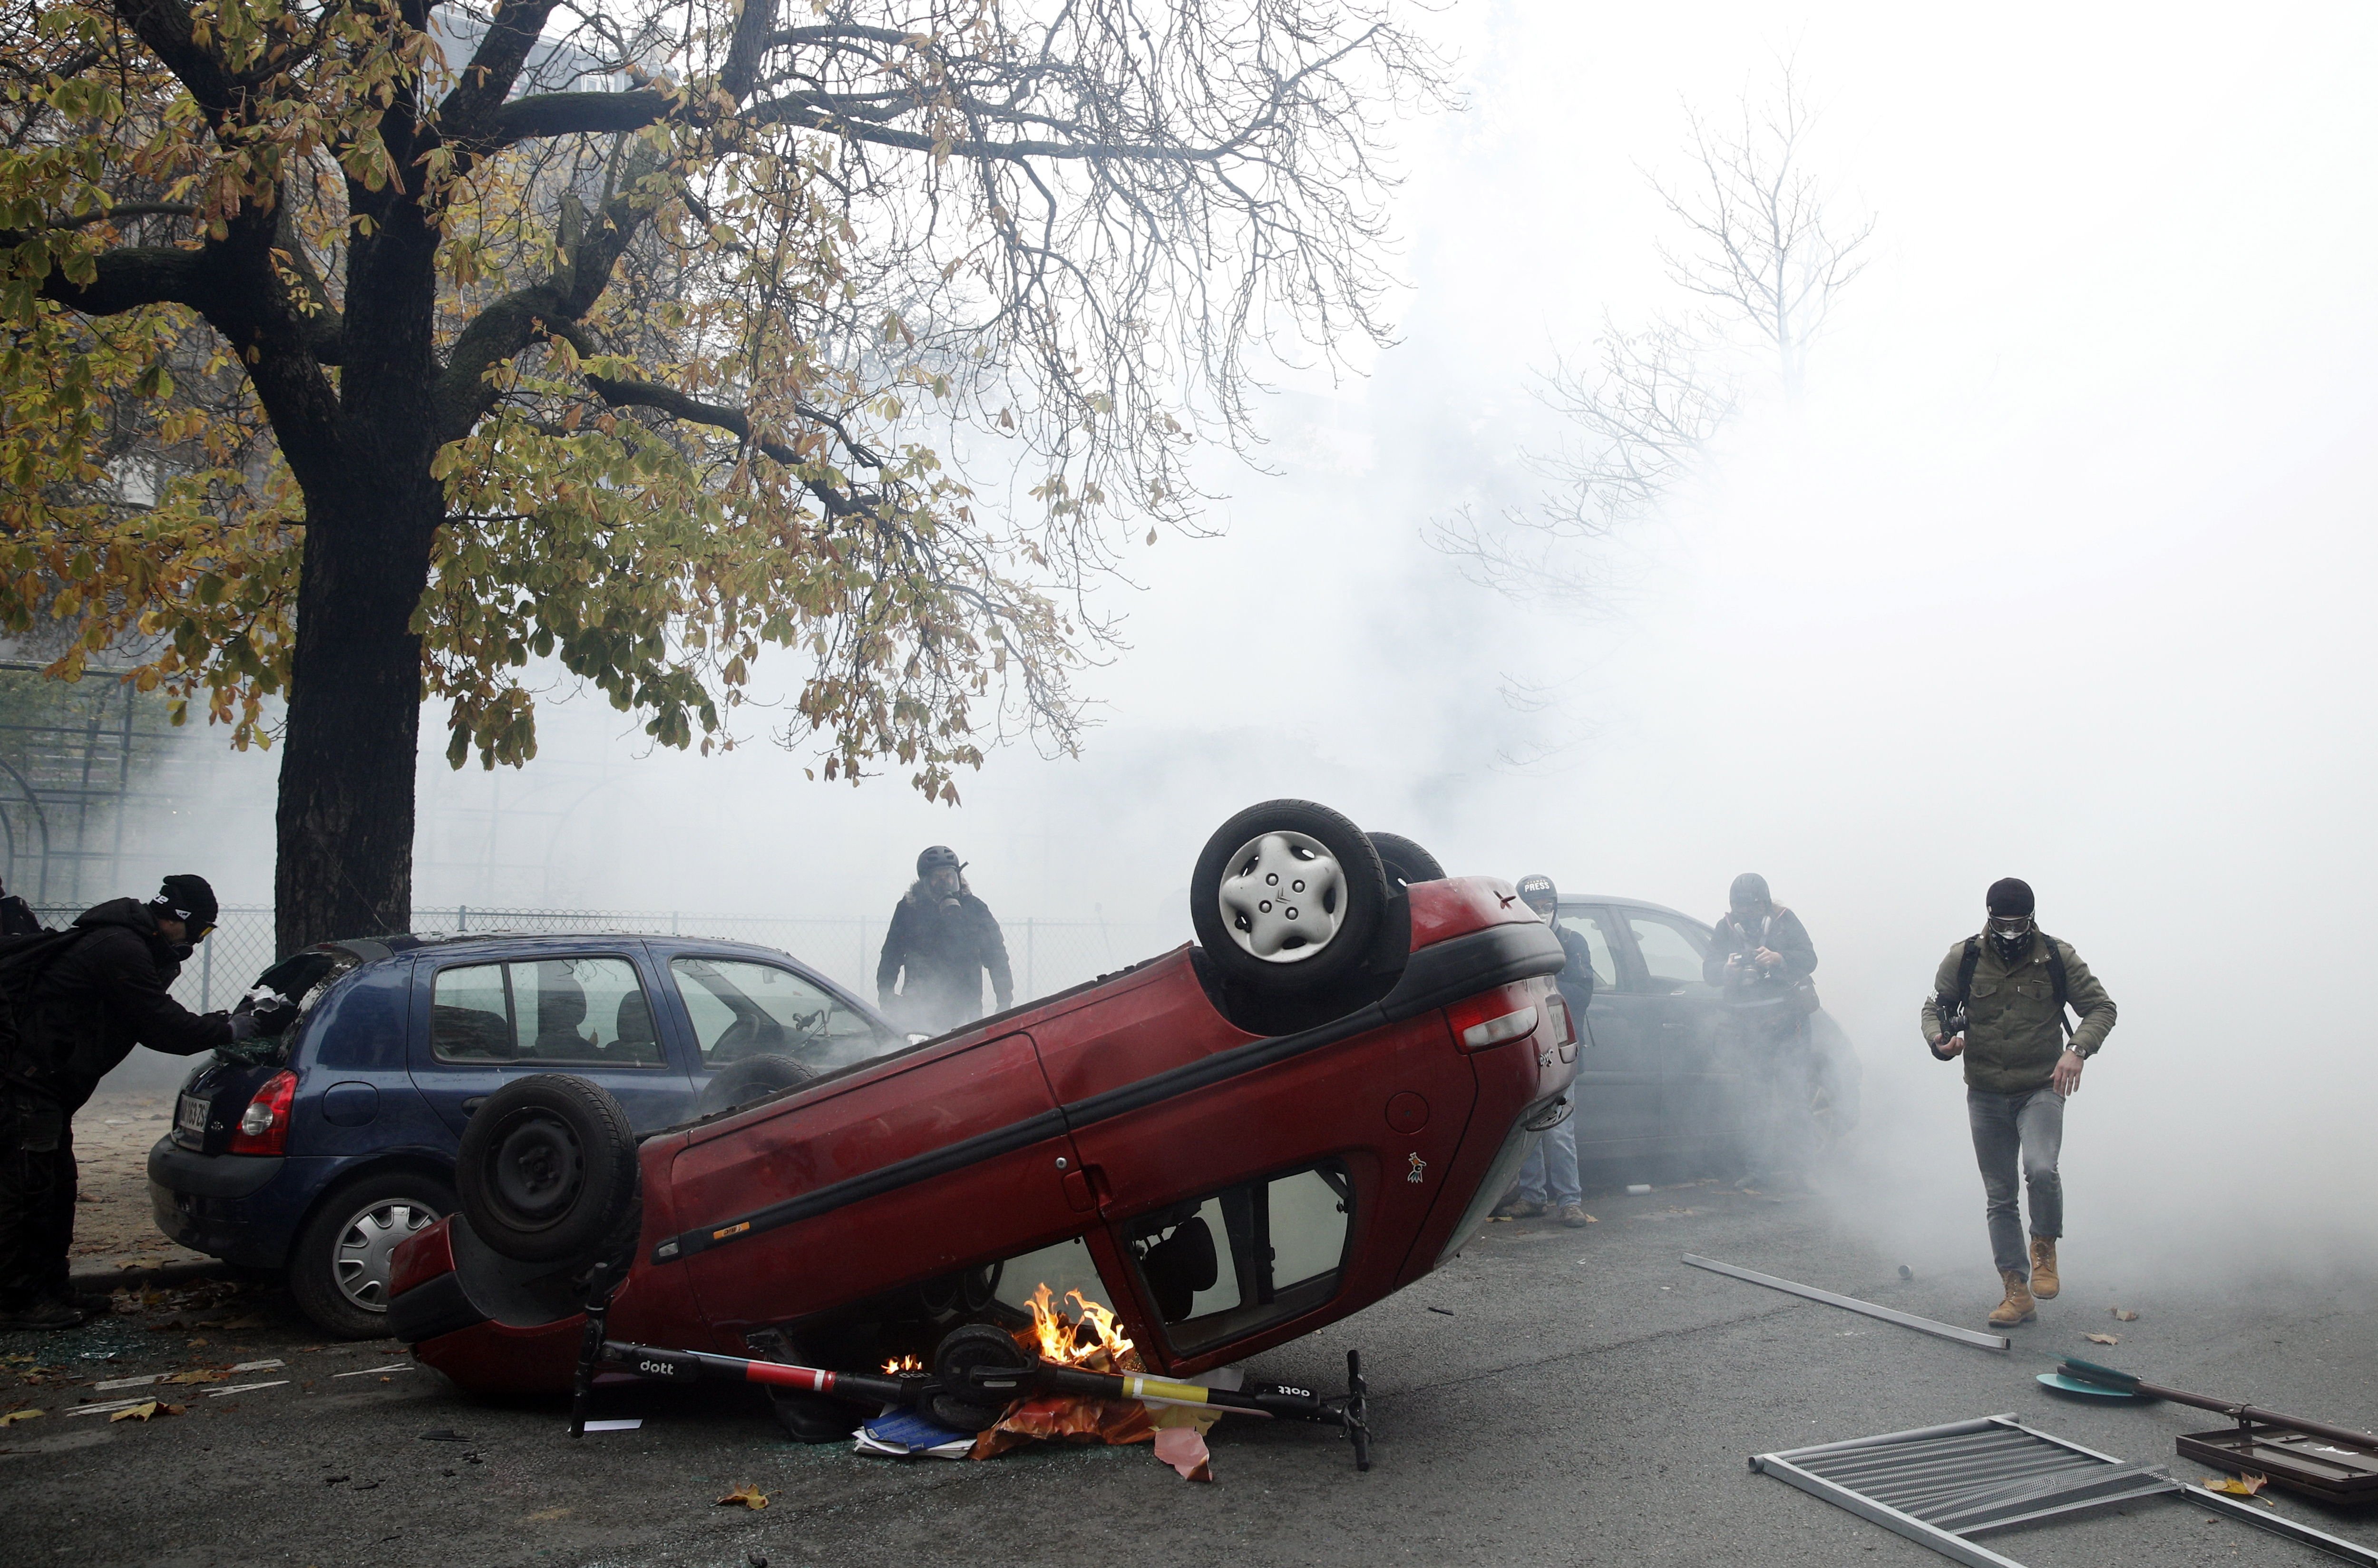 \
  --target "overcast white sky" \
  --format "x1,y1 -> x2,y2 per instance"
177,1 -> 2378,1269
